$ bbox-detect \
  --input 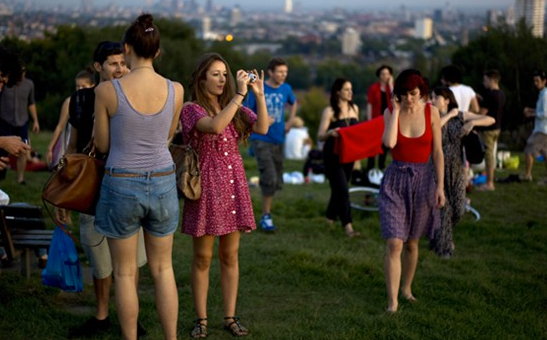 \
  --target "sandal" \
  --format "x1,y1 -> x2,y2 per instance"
224,316 -> 249,337
190,318 -> 208,338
